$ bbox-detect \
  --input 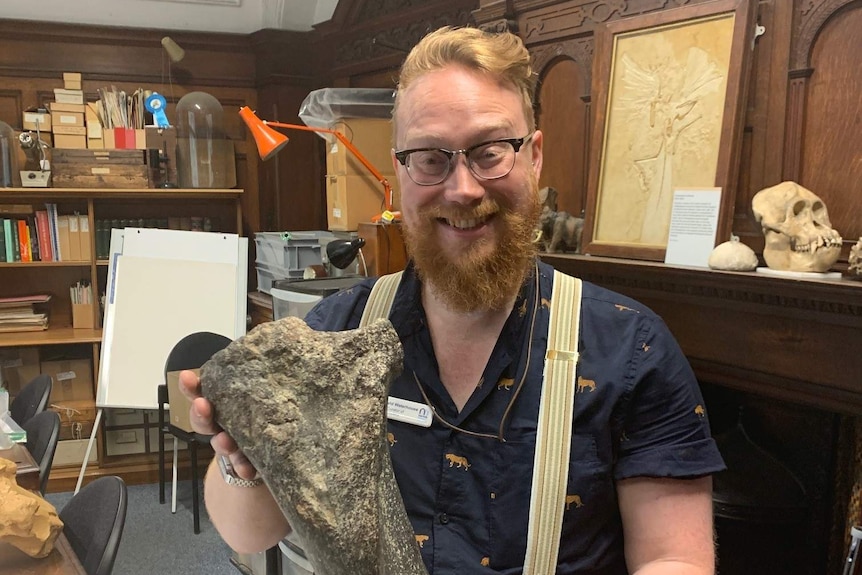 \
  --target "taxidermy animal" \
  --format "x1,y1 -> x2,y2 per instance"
538,206 -> 584,253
